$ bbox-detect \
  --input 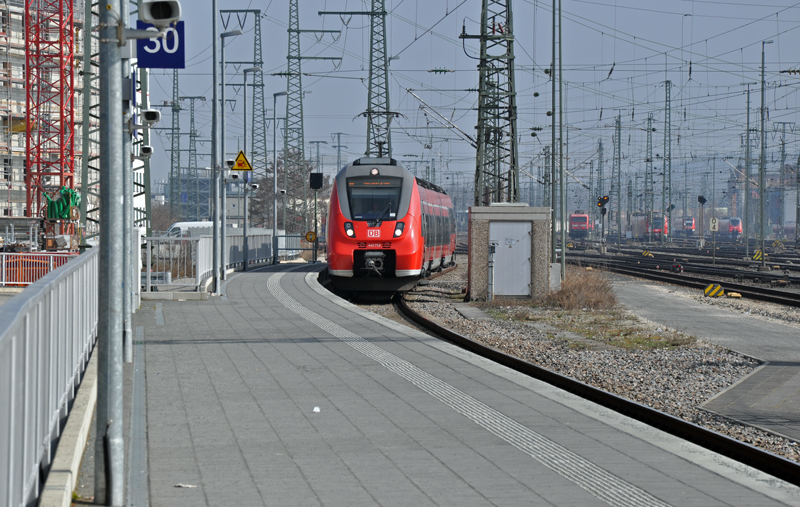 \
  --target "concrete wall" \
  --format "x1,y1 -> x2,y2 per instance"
467,204 -> 551,301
